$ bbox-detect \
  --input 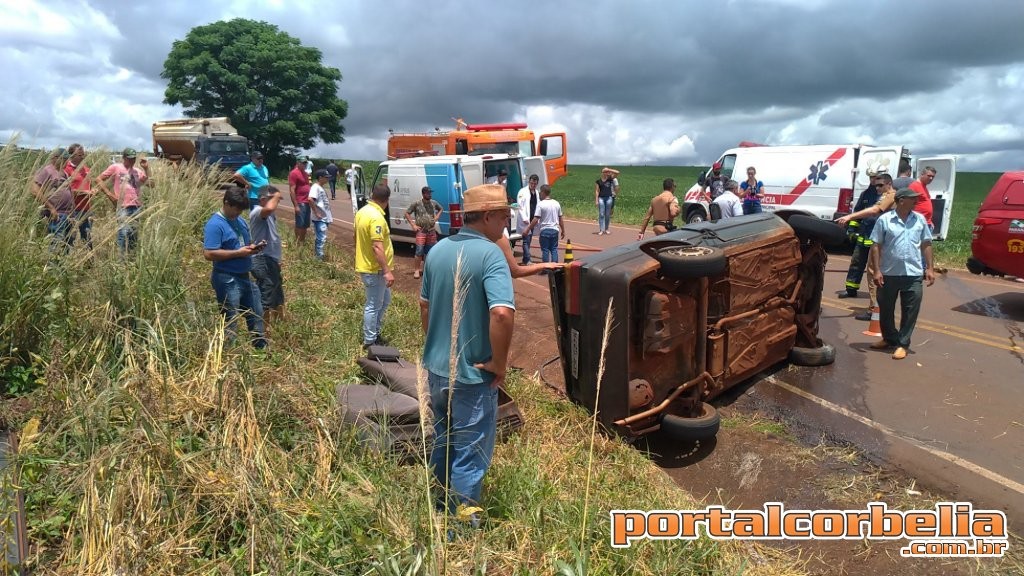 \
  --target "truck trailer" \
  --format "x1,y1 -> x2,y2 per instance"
152,117 -> 251,173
